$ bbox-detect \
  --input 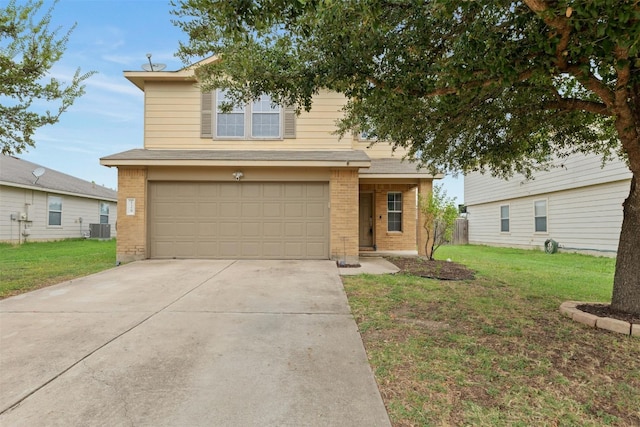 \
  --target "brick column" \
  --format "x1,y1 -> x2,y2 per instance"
330,169 -> 359,264
417,179 -> 433,257
116,167 -> 147,263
